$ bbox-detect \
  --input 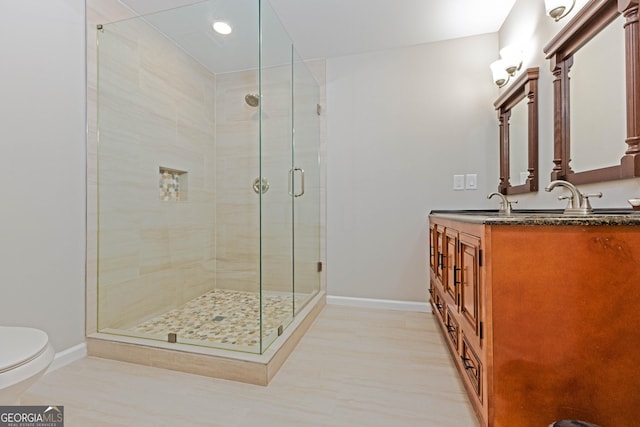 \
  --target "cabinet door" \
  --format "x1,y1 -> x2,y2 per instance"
435,226 -> 445,283
459,233 -> 481,337
445,229 -> 458,303
429,223 -> 437,274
